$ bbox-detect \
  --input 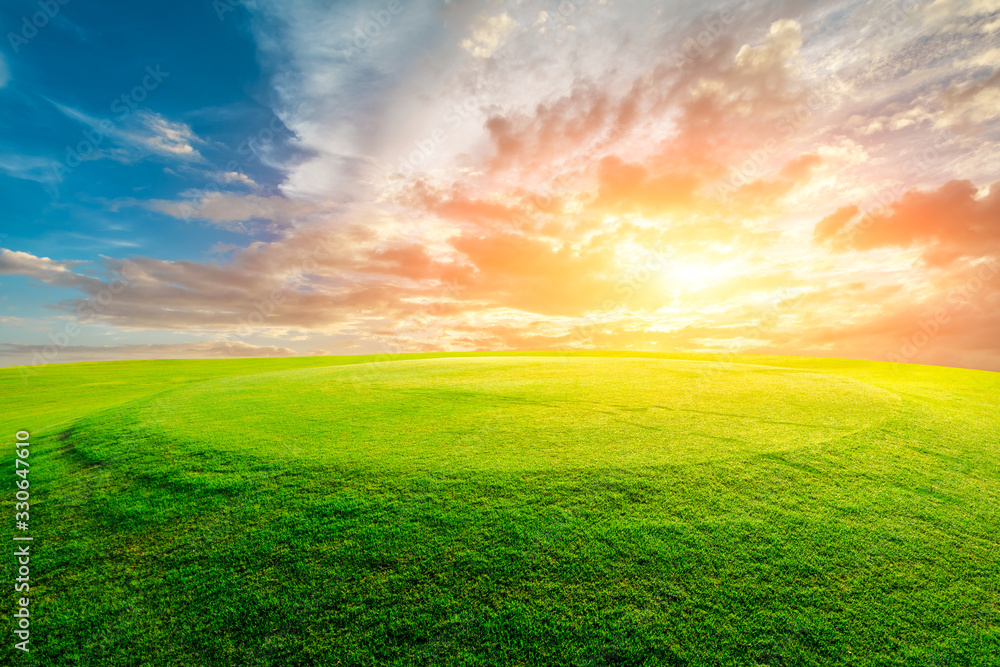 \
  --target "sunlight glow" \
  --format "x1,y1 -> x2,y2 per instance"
662,260 -> 744,290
